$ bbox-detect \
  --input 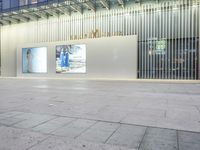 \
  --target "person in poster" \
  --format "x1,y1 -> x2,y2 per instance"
64,47 -> 69,68
22,47 -> 47,73
26,49 -> 33,73
56,44 -> 86,73
60,48 -> 65,70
